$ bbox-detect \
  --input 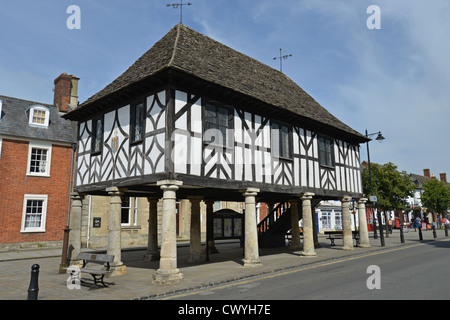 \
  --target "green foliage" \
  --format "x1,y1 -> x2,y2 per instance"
362,162 -> 414,211
421,178 -> 450,215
